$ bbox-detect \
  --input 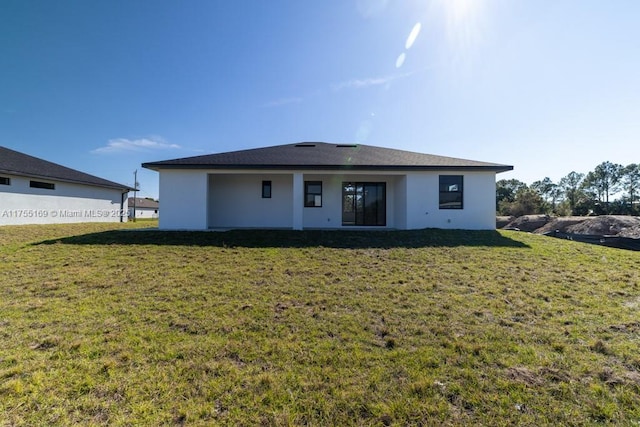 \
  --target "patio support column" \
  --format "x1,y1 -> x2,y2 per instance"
292,172 -> 303,230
